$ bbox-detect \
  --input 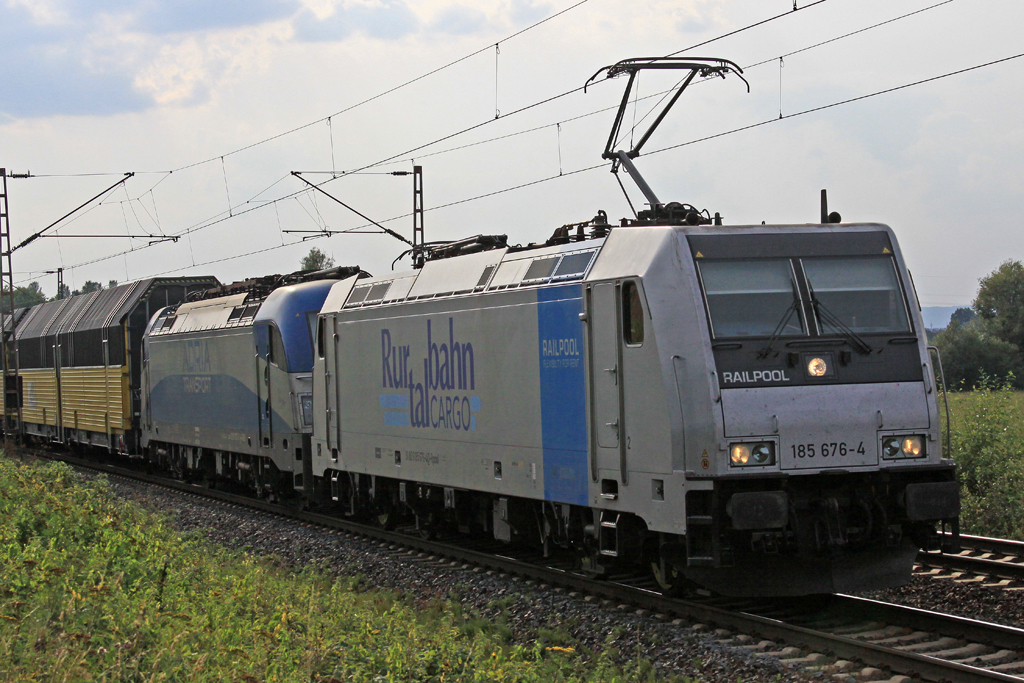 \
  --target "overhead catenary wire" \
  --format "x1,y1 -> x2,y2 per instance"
106,47 -> 1024,283
16,0 -> 827,195
21,47 -> 1018,285
645,50 -> 1024,158
8,173 -> 133,254
664,0 -> 831,57
147,240 -> 316,277
12,0 -> 819,181
17,72 -> 611,277
328,117 -> 337,176
598,0 -> 958,160
394,0 -> 959,168
302,1 -> 848,182
8,2 -> 613,282
167,0 -> 594,174
742,0 -> 955,72
4,0 -> 600,280
246,51 -> 1024,242
10,1 -> 956,282
14,0 -> 828,263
